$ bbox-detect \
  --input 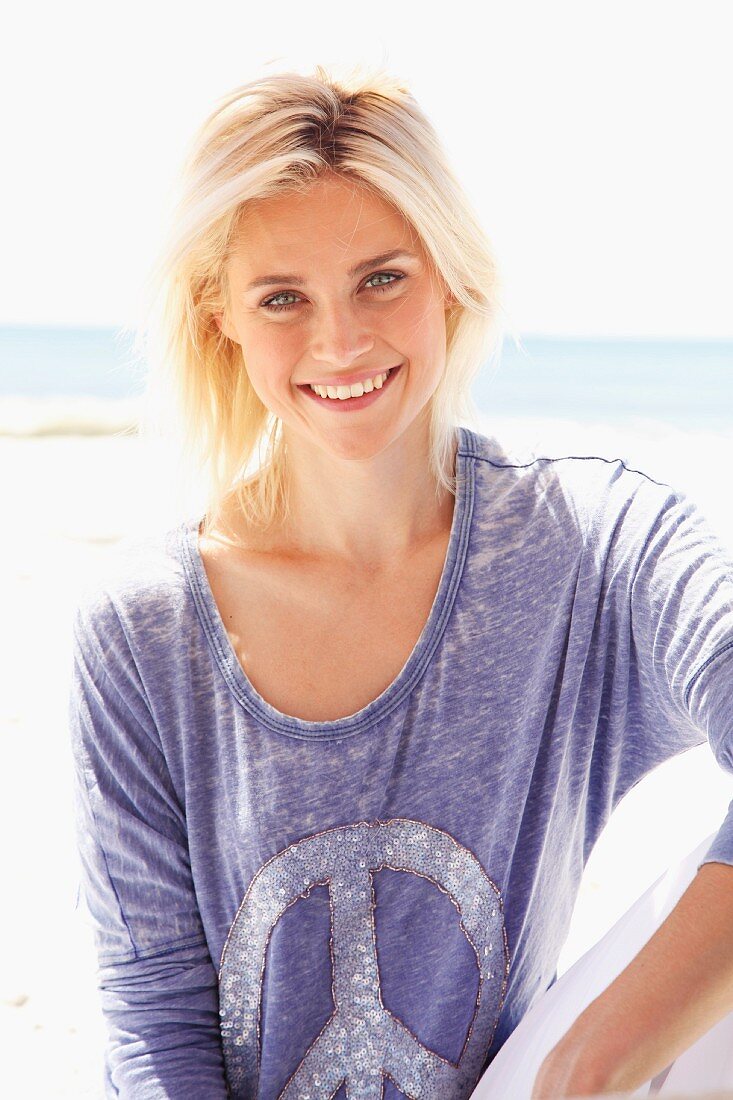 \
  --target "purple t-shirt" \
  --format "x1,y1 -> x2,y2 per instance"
69,425 -> 733,1099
